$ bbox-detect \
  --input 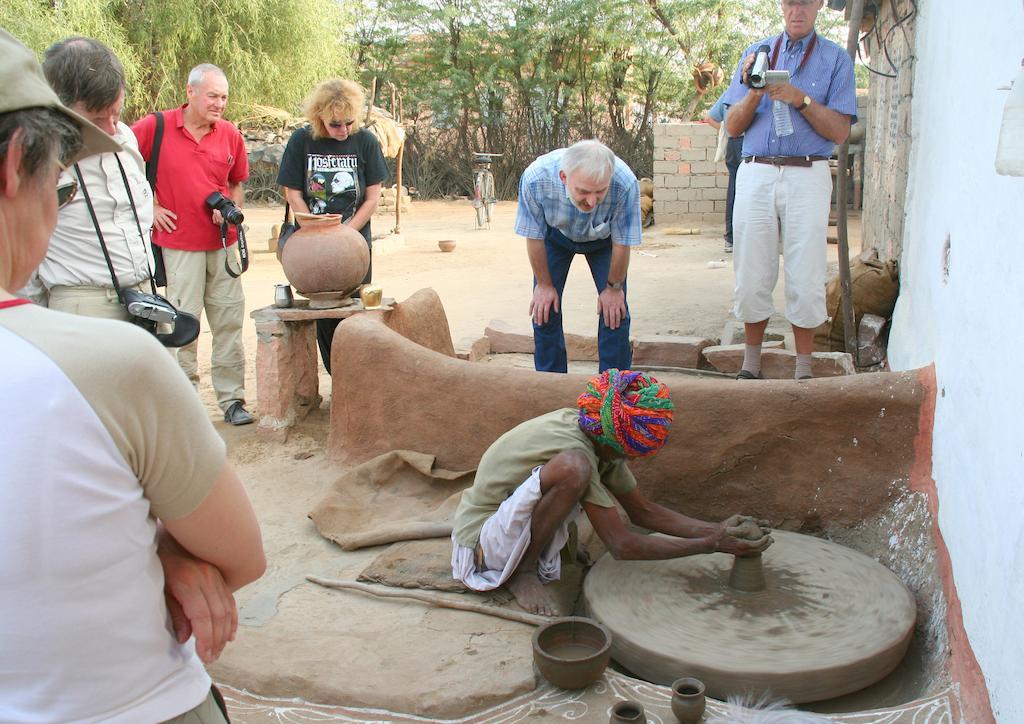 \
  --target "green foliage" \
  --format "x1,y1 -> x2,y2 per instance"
346,0 -> 832,196
1,0 -> 355,123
